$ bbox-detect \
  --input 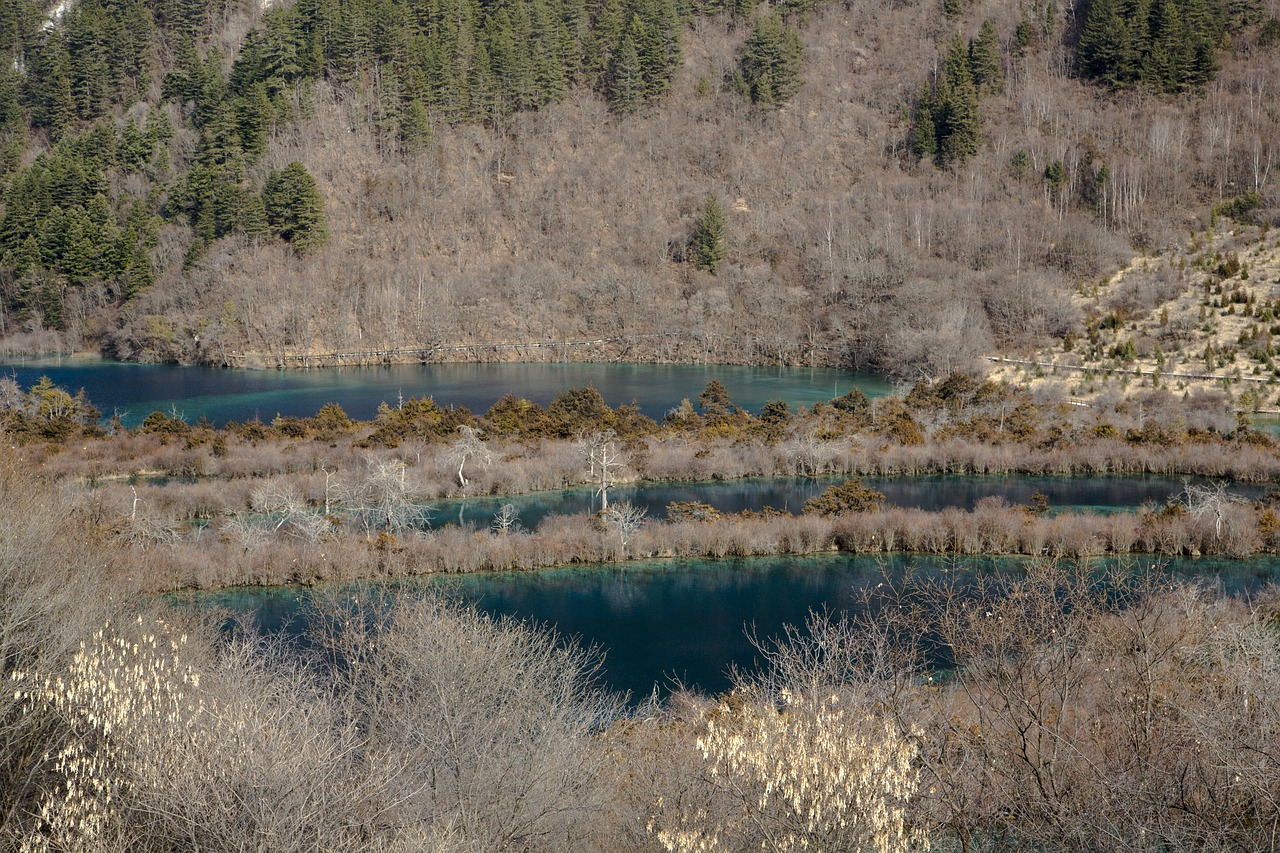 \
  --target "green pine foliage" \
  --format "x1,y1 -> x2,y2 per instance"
1076,0 -> 1243,91
910,89 -> 937,160
0,0 -> 700,331
913,32 -> 985,168
968,20 -> 1004,92
739,13 -> 804,106
690,194 -> 727,275
938,34 -> 981,165
0,126 -> 163,322
263,162 -> 329,254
